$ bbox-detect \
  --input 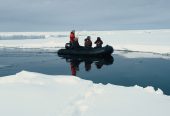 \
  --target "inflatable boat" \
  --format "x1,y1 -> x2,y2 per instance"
57,45 -> 114,56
